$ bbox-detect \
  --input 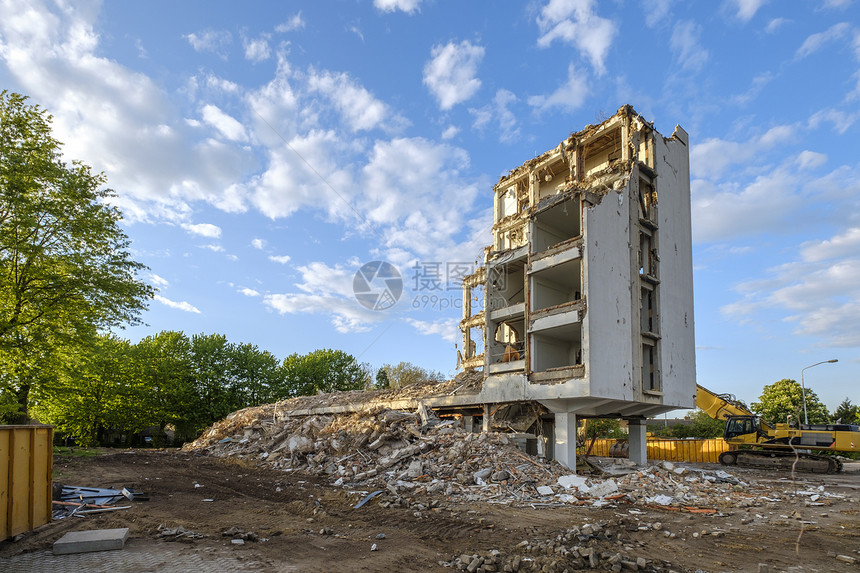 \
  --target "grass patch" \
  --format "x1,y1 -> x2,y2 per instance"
53,446 -> 106,458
